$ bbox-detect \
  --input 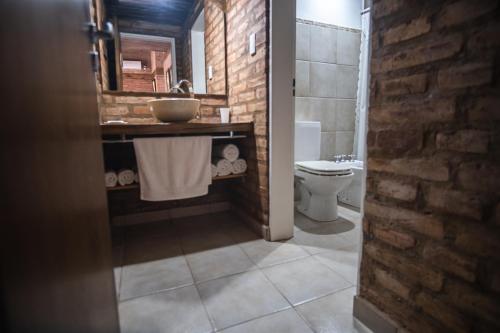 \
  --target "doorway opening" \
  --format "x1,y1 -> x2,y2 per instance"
269,0 -> 372,330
